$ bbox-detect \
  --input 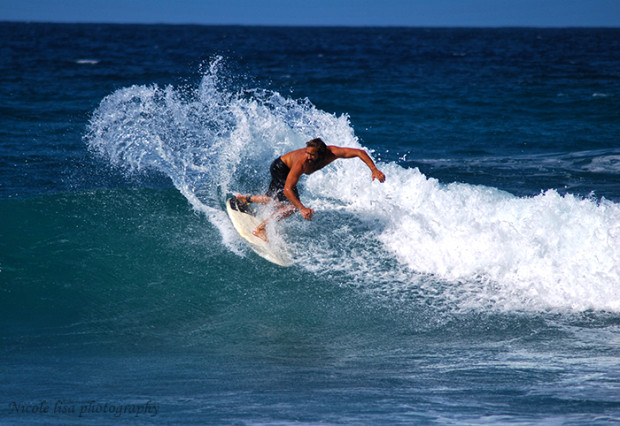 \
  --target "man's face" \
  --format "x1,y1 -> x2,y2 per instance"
305,146 -> 319,164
